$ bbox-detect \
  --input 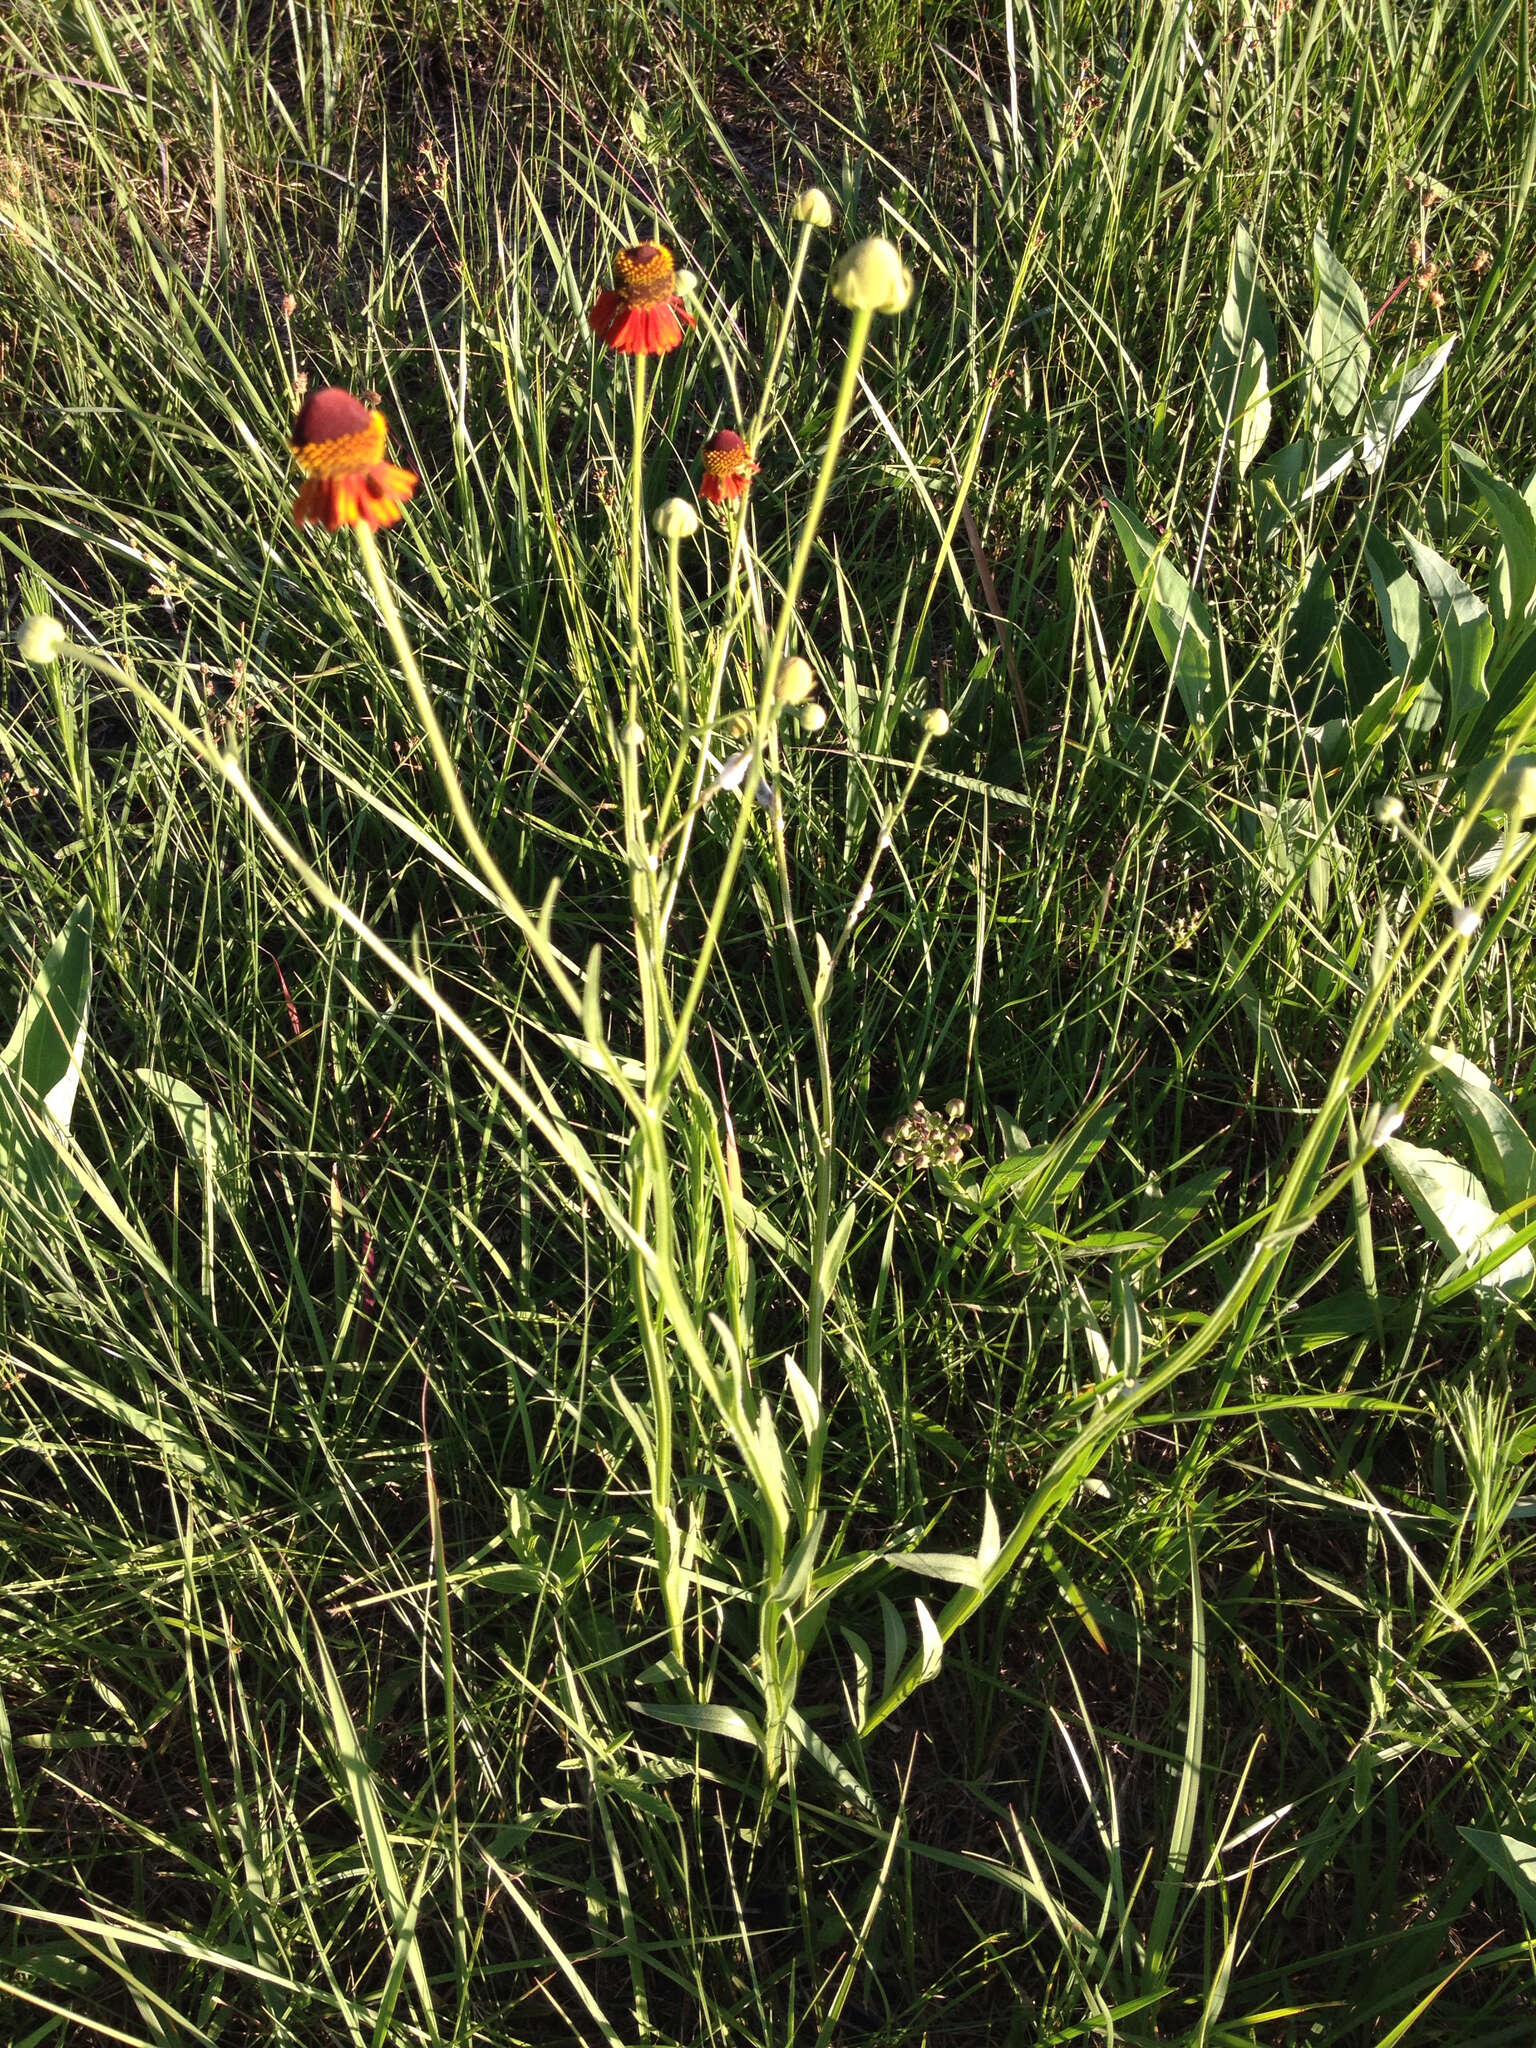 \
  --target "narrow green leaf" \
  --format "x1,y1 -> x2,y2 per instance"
1359,336 -> 1456,475
1400,530 -> 1493,737
134,1070 -> 242,1209
1462,1824 -> 1536,1920
2,894 -> 93,1127
1453,441 -> 1536,644
1105,497 -> 1227,734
